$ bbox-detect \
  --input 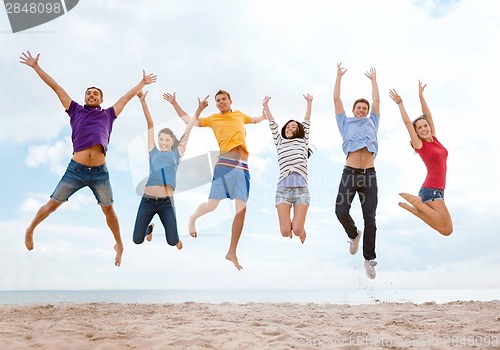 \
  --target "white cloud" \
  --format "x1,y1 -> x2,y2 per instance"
414,0 -> 462,17
25,137 -> 72,174
17,192 -> 99,216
